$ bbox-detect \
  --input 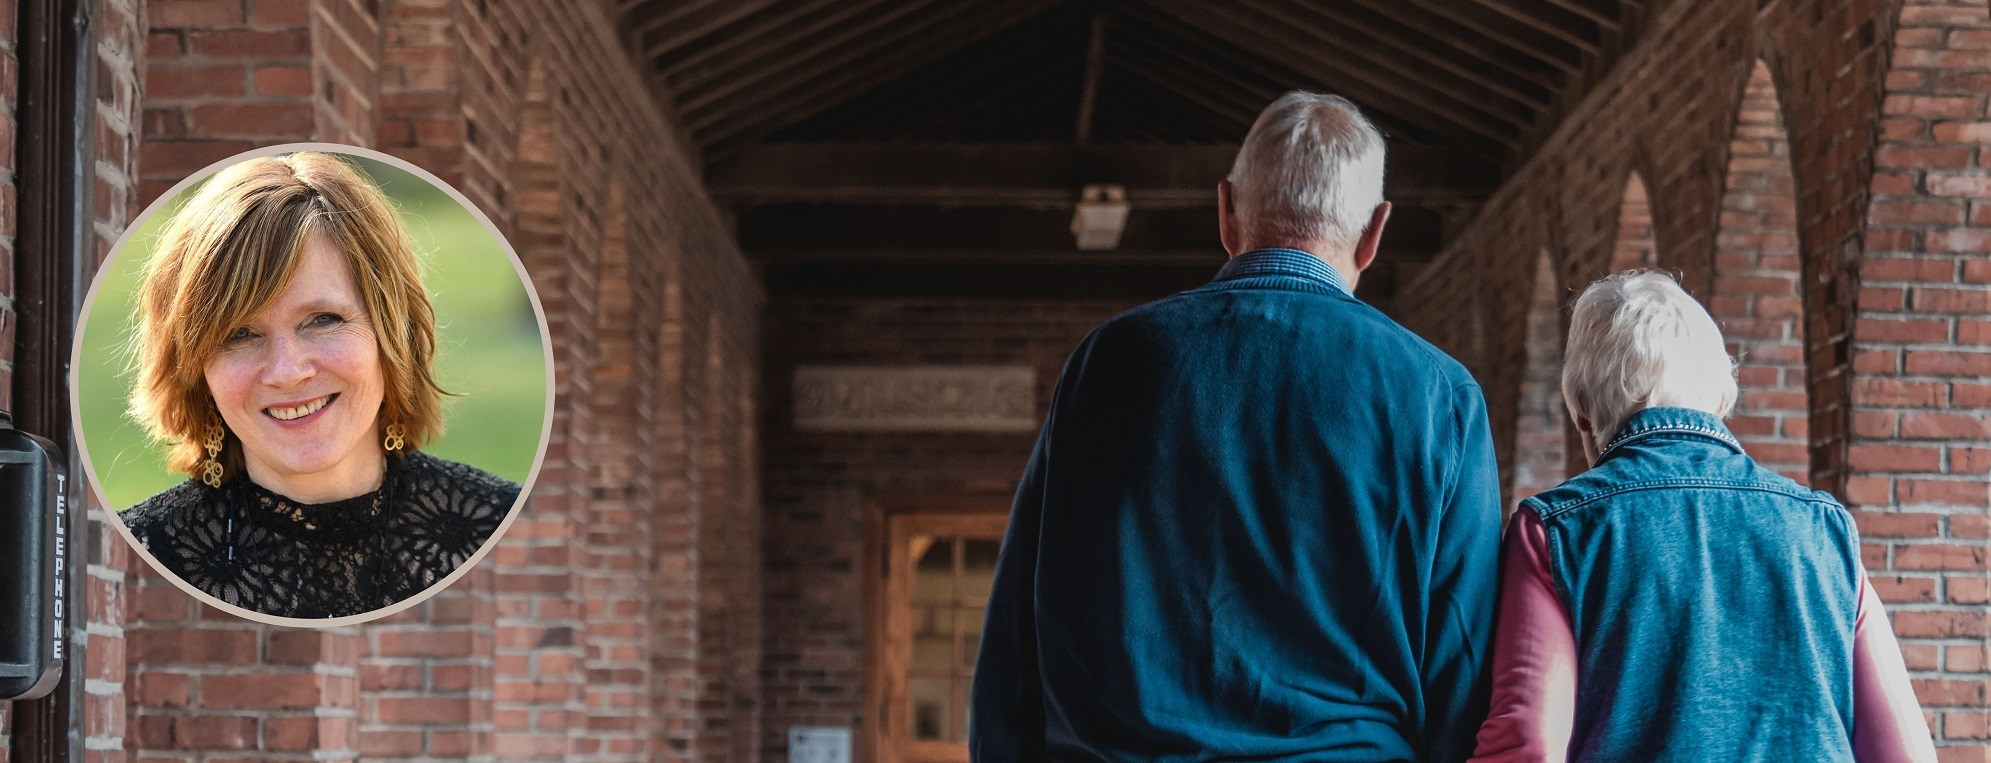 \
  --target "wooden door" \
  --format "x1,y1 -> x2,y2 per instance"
868,507 -> 1007,763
